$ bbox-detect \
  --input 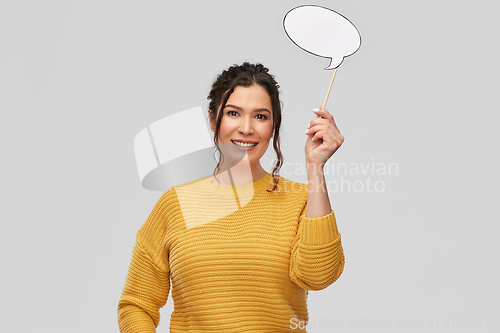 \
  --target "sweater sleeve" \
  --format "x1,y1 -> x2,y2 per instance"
289,204 -> 345,291
118,192 -> 172,333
